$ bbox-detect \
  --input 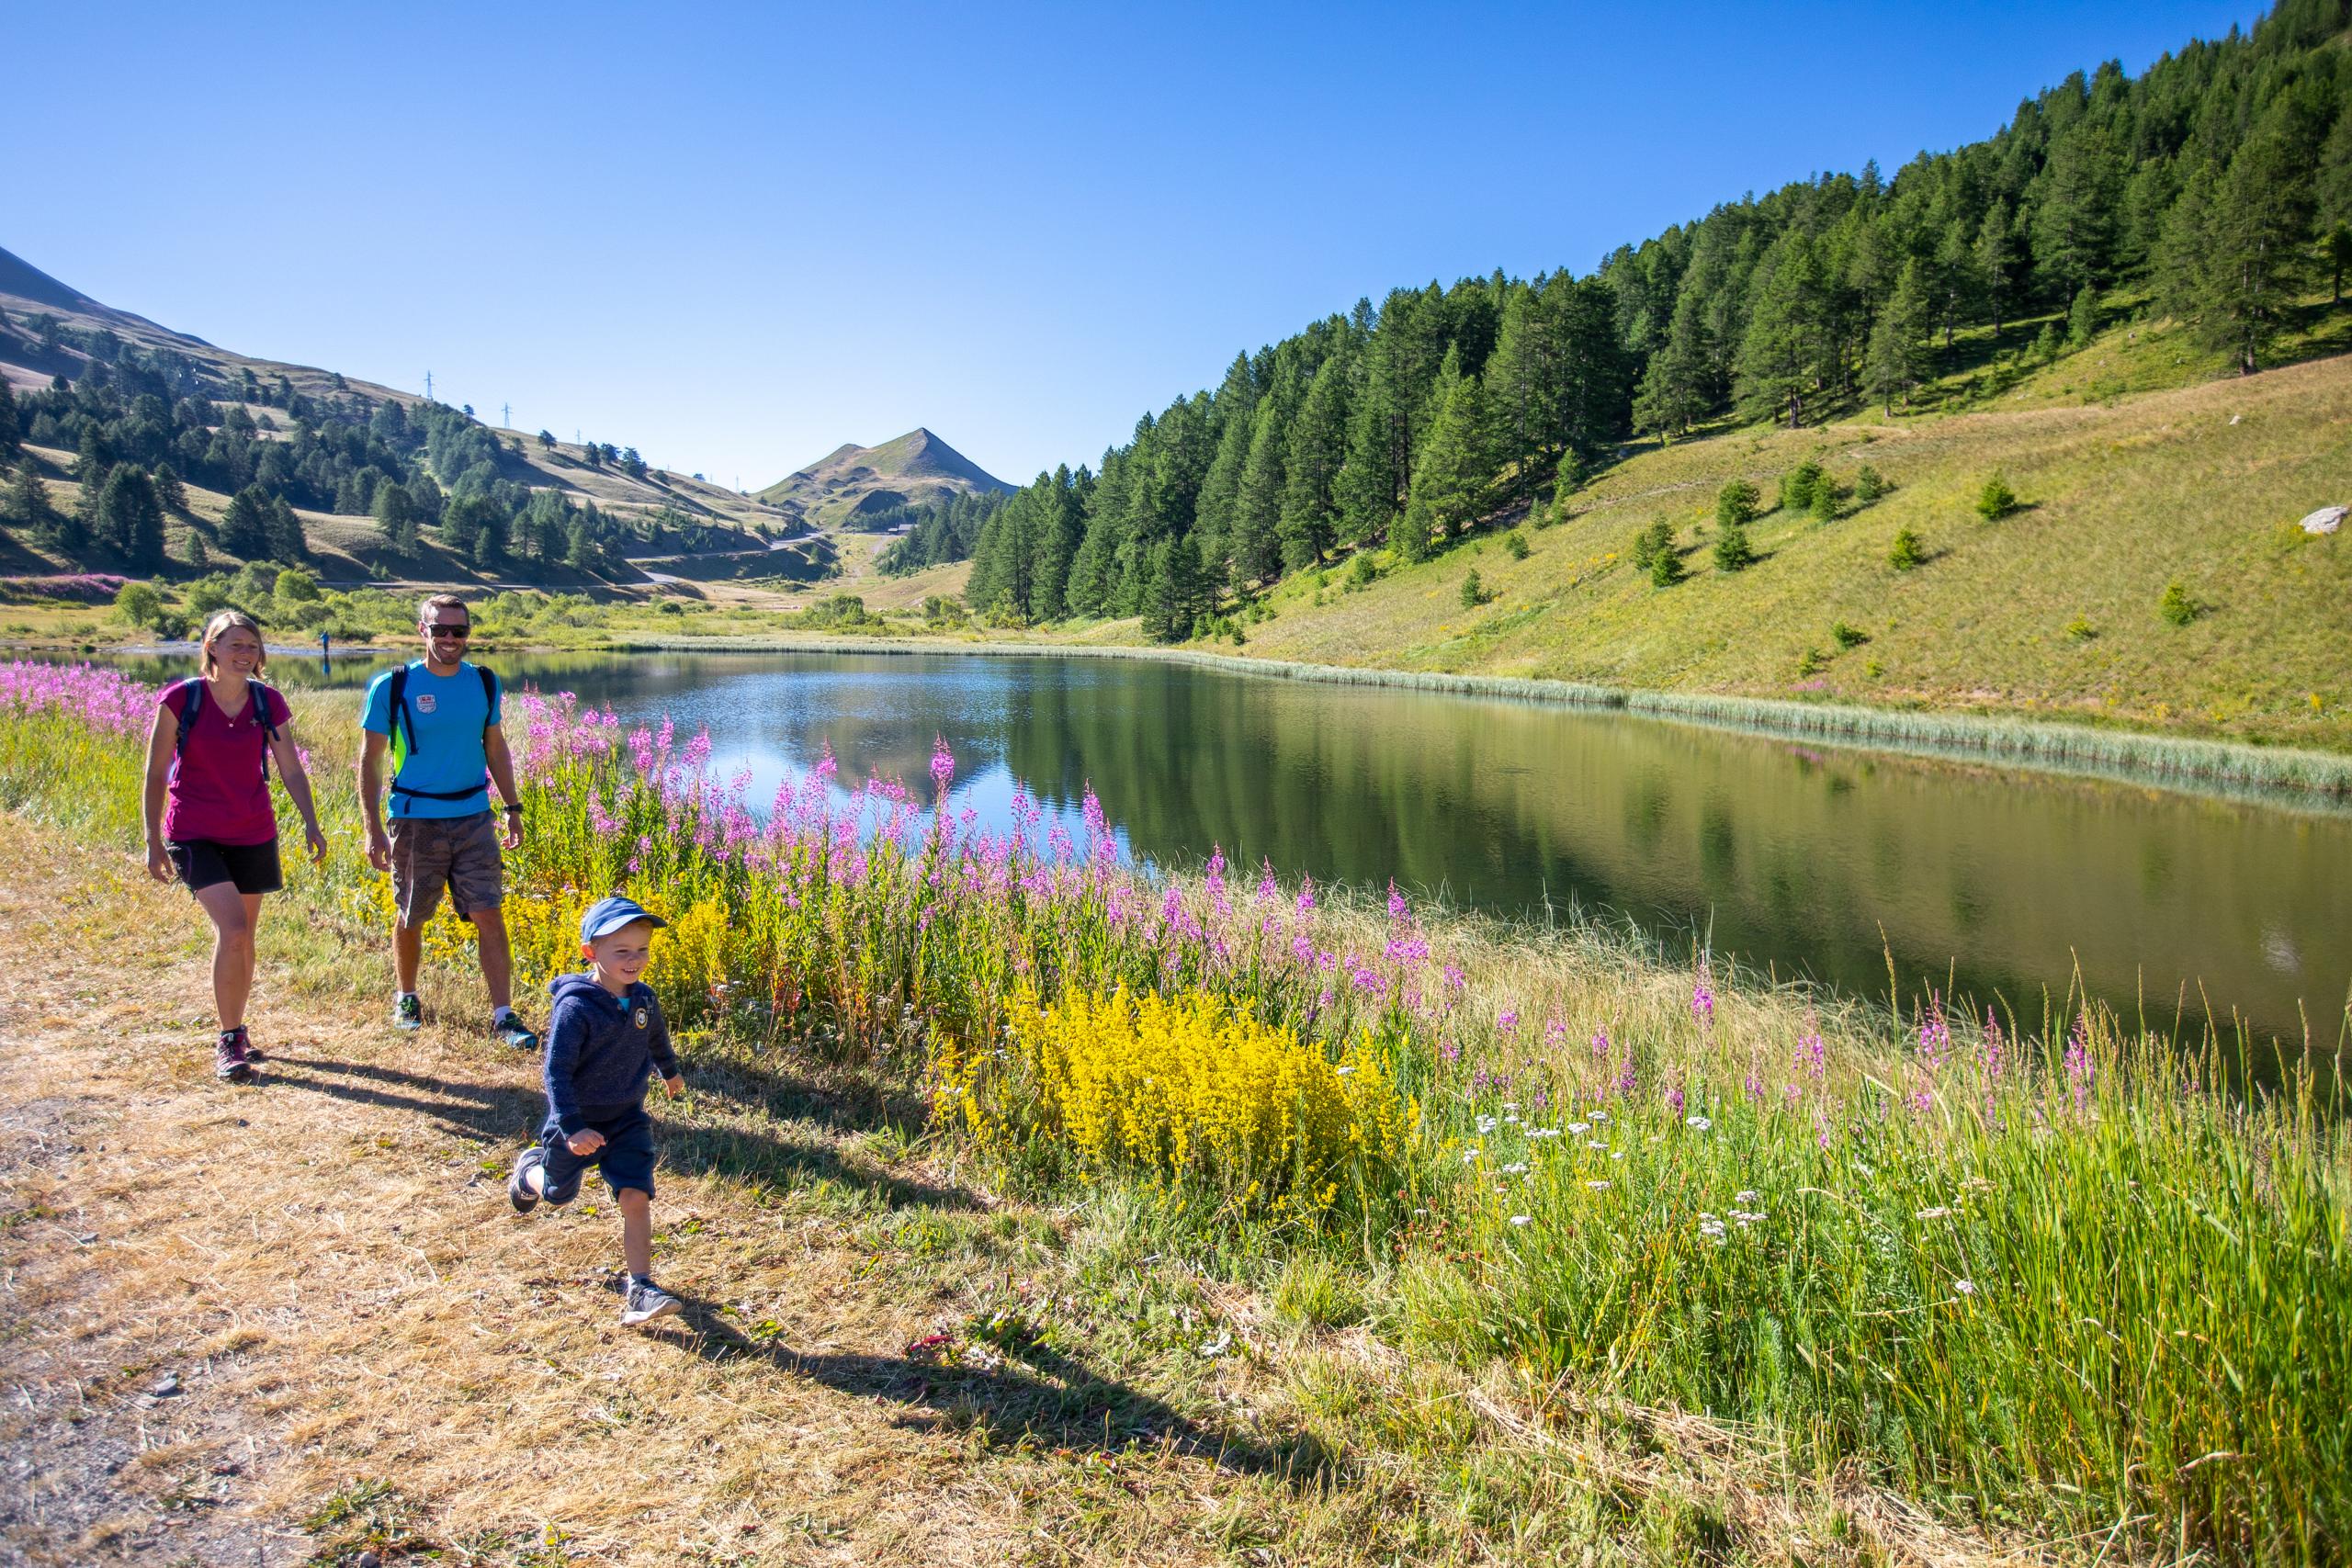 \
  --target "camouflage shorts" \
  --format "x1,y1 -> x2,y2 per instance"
389,810 -> 503,927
